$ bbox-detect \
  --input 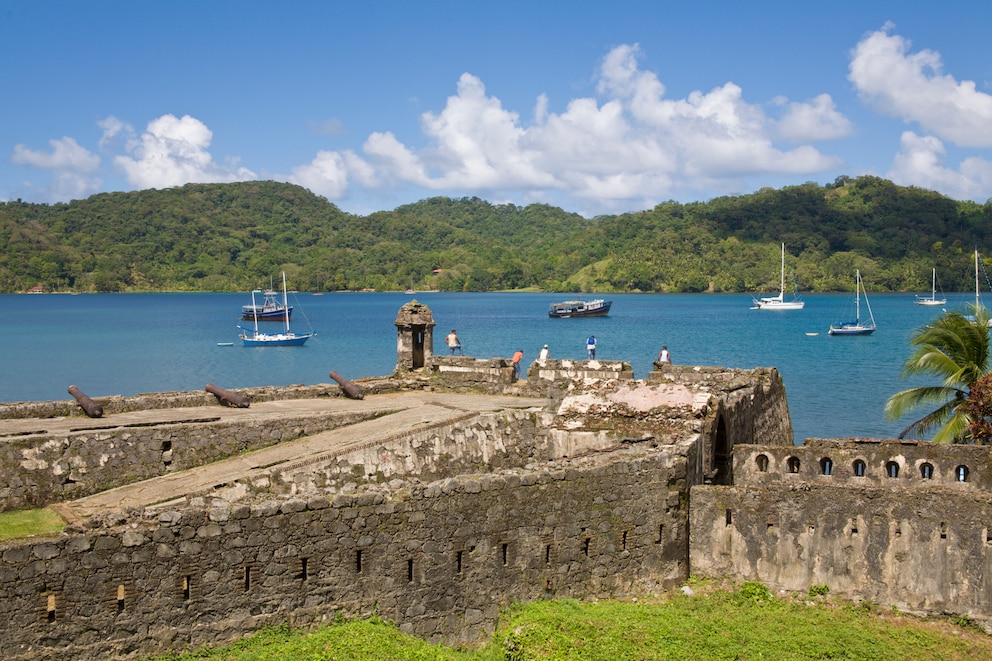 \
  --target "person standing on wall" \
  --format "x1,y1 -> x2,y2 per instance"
445,329 -> 463,355
512,349 -> 524,380
586,335 -> 597,359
